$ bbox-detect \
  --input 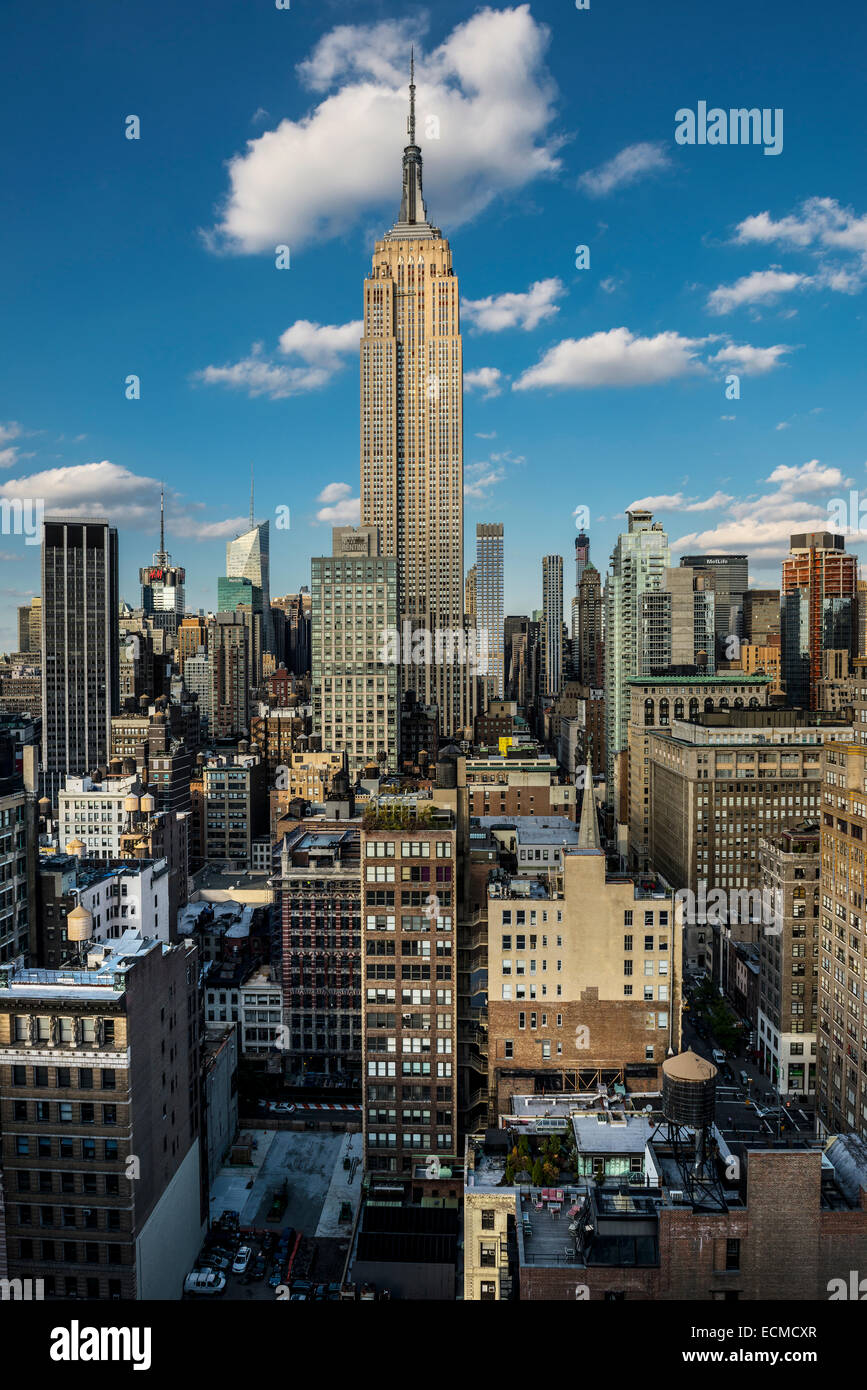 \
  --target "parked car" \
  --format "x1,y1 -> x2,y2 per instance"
740,1070 -> 751,1088
201,1253 -> 230,1272
268,1265 -> 284,1289
232,1245 -> 252,1275
291,1279 -> 313,1297
271,1102 -> 295,1114
712,1049 -> 726,1065
184,1269 -> 226,1295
